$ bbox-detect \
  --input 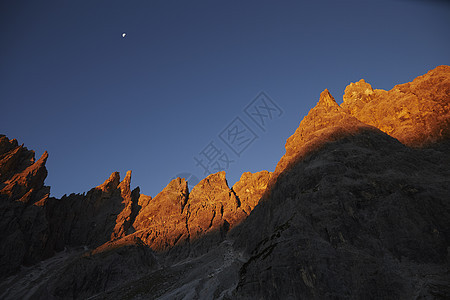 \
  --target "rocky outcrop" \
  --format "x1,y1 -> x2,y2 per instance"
232,129 -> 450,298
48,236 -> 157,300
232,170 -> 272,214
3,236 -> 158,300
186,171 -> 246,243
273,65 -> 450,183
0,135 -> 49,204
0,136 -> 51,277
133,171 -> 263,253
229,67 -> 450,299
0,139 -> 269,283
272,89 -> 376,181
133,177 -> 190,251
341,65 -> 450,147
0,150 -> 143,280
112,171 -> 141,239
45,171 -> 141,251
